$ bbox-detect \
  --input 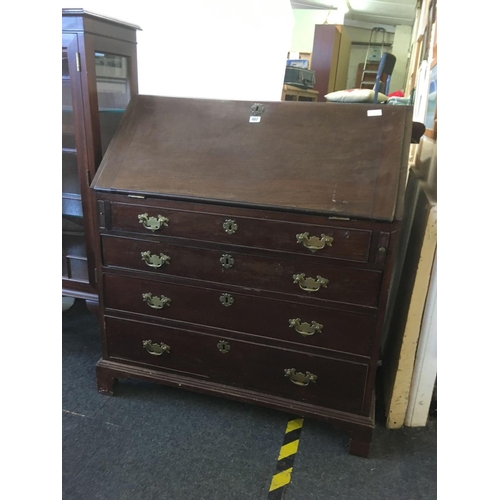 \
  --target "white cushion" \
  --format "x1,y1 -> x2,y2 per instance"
324,89 -> 388,103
